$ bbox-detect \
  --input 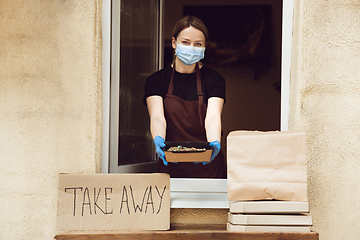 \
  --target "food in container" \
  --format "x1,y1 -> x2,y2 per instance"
164,141 -> 212,162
